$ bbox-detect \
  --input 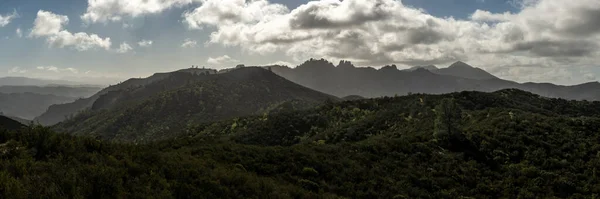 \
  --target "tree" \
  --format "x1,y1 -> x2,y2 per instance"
434,98 -> 462,143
